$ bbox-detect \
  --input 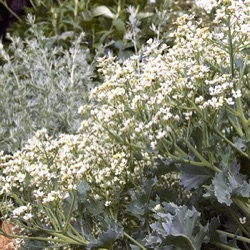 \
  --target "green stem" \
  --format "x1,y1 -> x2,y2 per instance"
227,17 -> 234,78
43,206 -> 61,231
226,105 -> 240,116
163,136 -> 189,159
212,126 -> 249,159
207,38 -> 228,53
0,231 -> 86,245
56,209 -> 85,240
228,116 -> 244,138
184,139 -> 220,172
124,232 -> 147,250
235,57 -> 250,140
211,241 -> 239,250
228,211 -> 250,238
161,139 -> 219,170
168,153 -> 214,167
235,98 -> 250,140
0,0 -> 22,21
216,230 -> 250,244
64,191 -> 77,231
233,198 -> 250,220
226,15 -> 250,140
